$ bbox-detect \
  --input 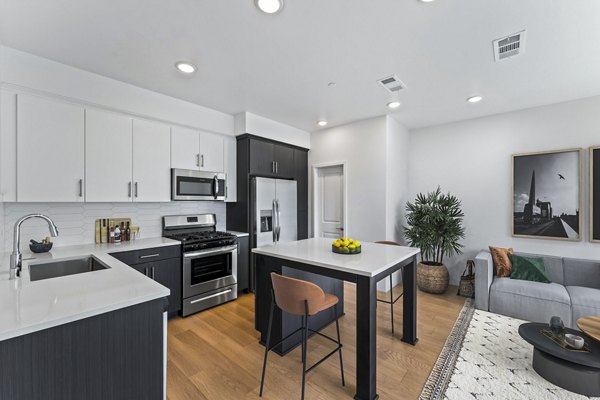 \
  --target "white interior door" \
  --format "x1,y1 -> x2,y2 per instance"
17,94 -> 85,202
316,165 -> 344,238
255,177 -> 276,247
275,179 -> 297,243
171,126 -> 200,170
132,119 -> 171,202
199,131 -> 224,172
85,109 -> 133,202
